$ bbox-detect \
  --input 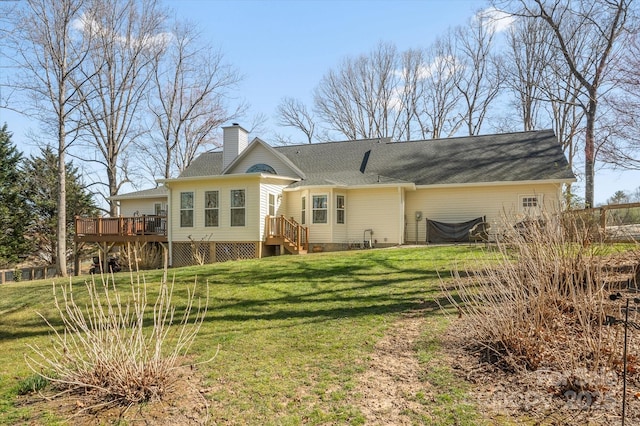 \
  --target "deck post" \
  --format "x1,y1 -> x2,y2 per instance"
73,241 -> 80,276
